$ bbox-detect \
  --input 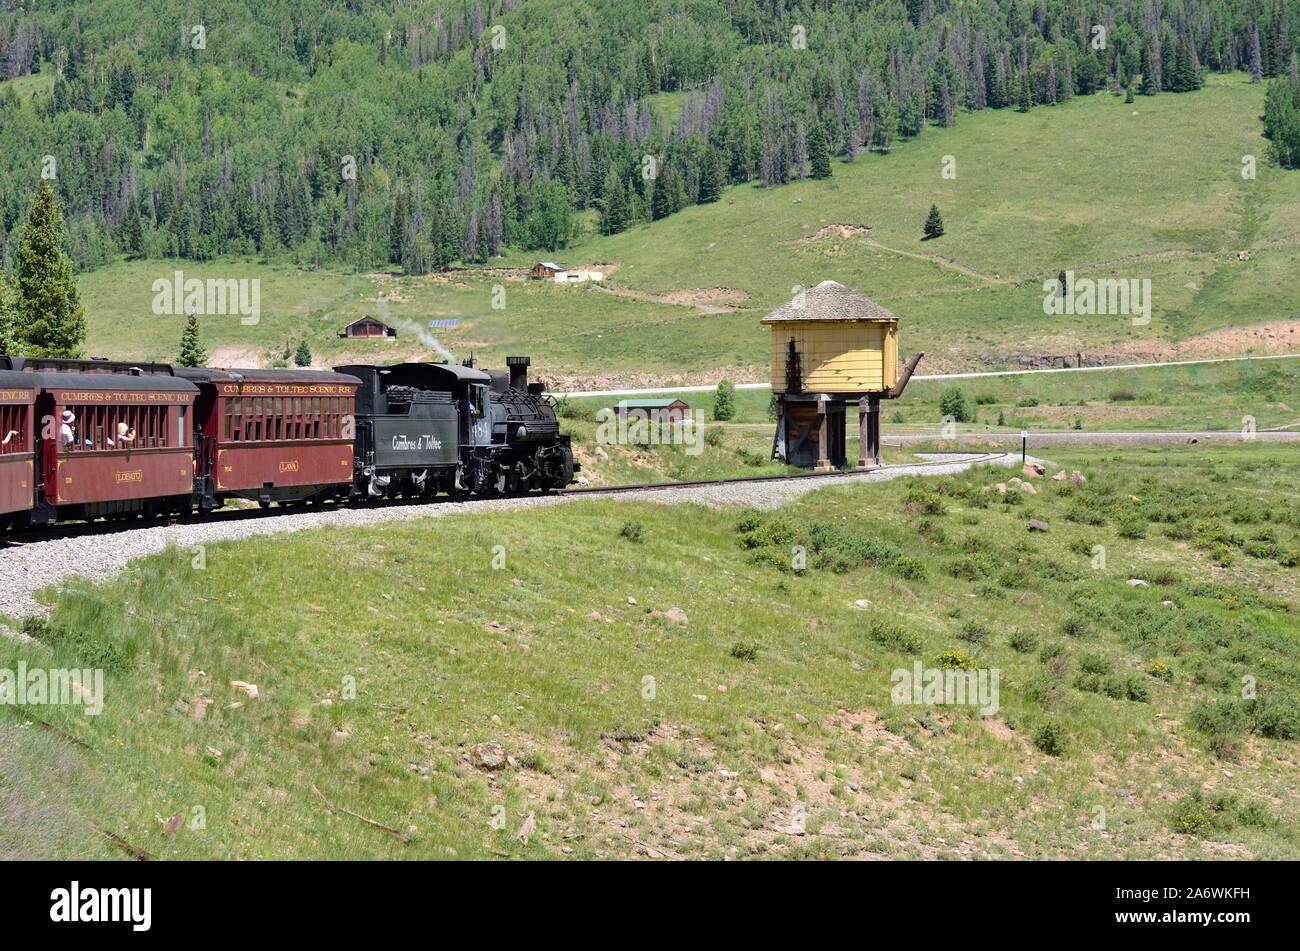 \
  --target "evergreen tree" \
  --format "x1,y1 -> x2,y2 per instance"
1125,84 -> 1135,104
808,124 -> 832,179
1139,45 -> 1160,95
923,204 -> 945,240
698,147 -> 724,203
714,379 -> 736,421
0,278 -> 17,355
176,312 -> 207,367
15,181 -> 86,358
120,197 -> 144,258
600,176 -> 628,235
651,168 -> 674,221
1017,73 -> 1032,112
294,340 -> 313,367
